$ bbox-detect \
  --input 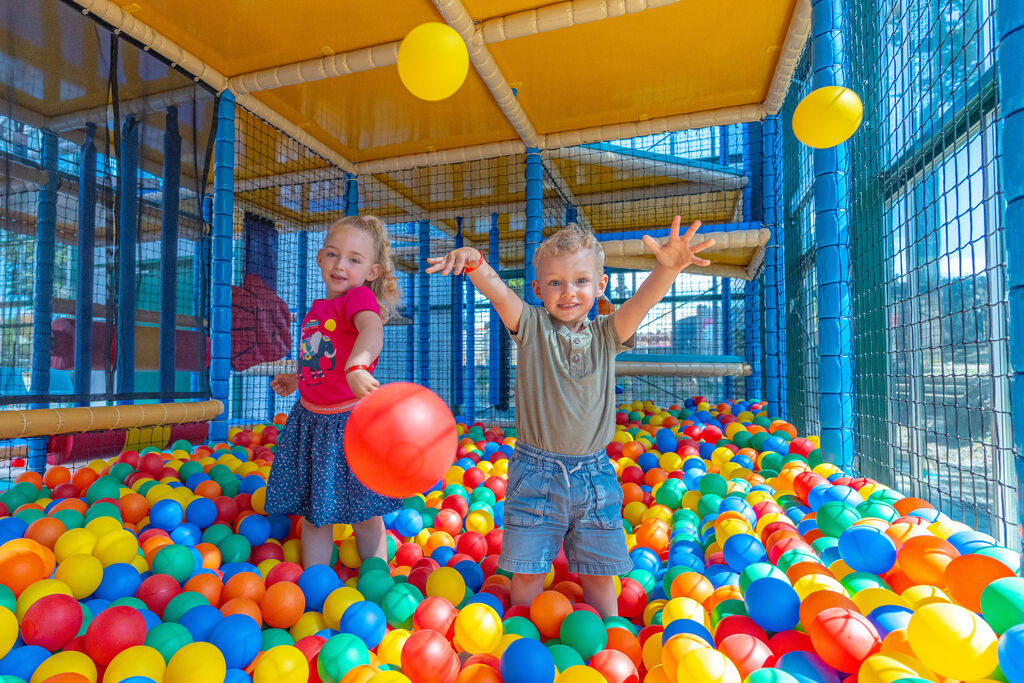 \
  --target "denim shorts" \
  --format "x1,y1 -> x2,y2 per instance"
497,441 -> 632,576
